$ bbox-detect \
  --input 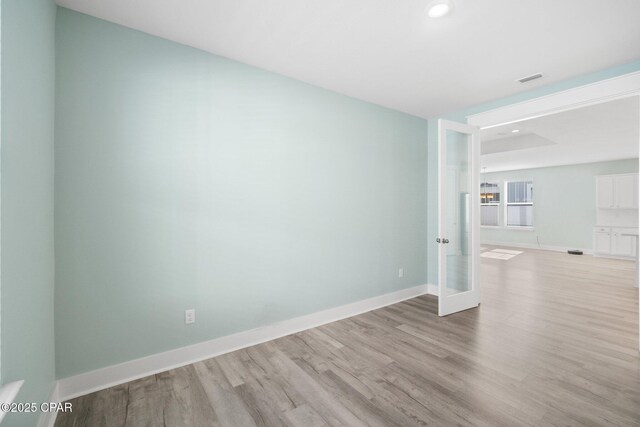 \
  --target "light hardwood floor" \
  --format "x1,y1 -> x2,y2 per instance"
56,247 -> 640,426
